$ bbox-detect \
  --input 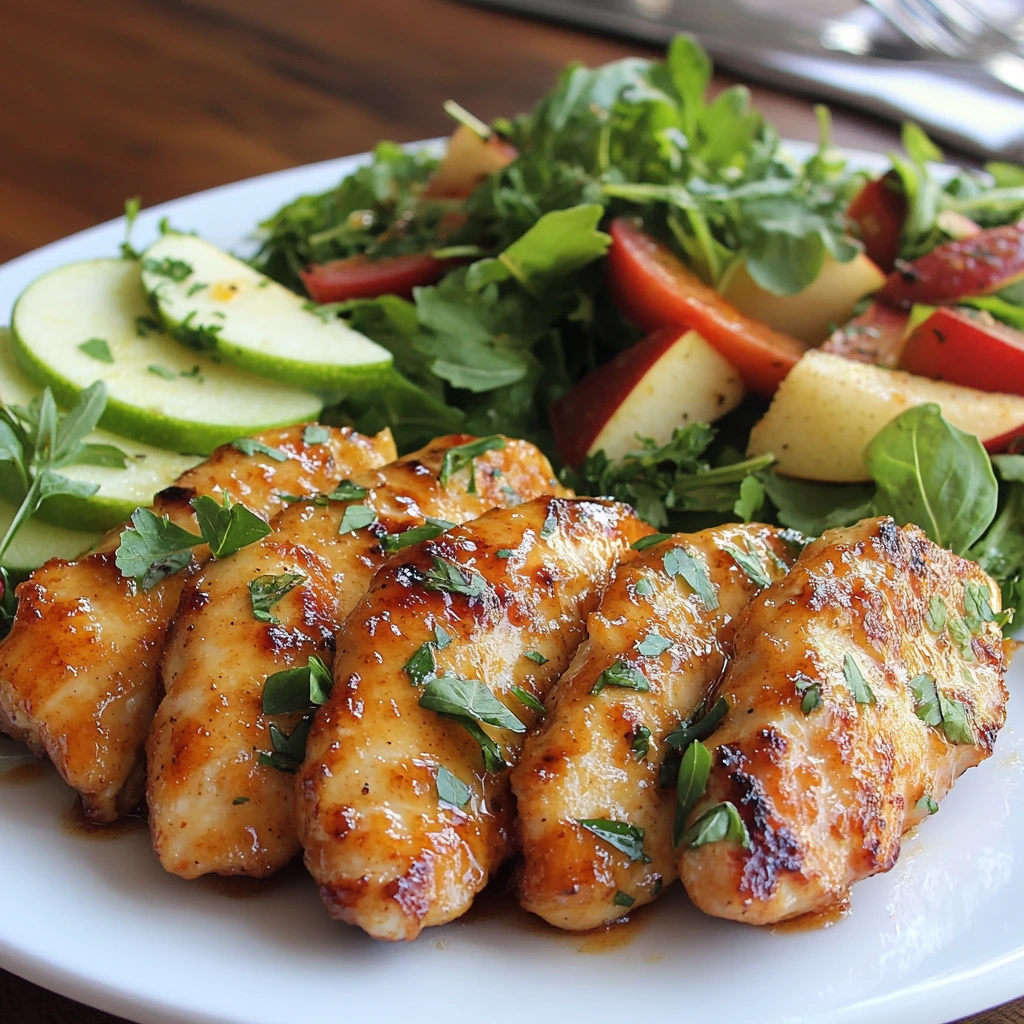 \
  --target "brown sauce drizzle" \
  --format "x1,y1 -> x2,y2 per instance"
772,898 -> 852,933
196,861 -> 305,900
61,800 -> 149,840
0,759 -> 50,784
